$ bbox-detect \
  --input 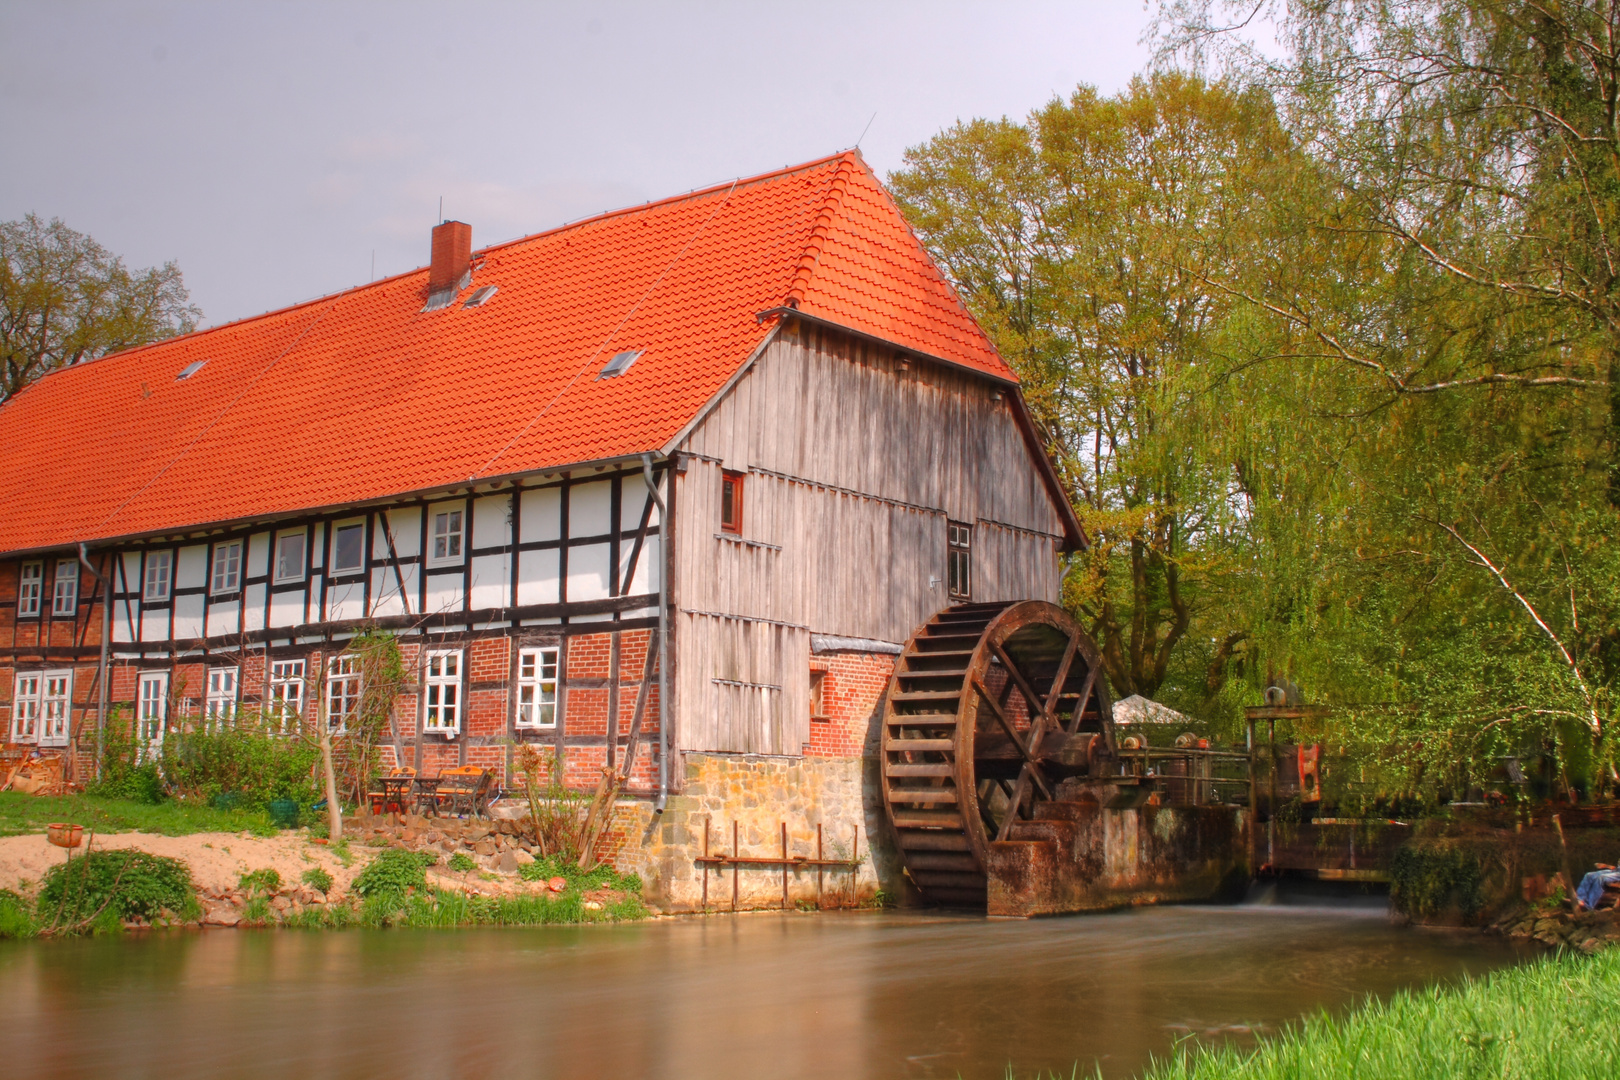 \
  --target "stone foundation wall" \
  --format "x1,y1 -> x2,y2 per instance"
600,752 -> 911,911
